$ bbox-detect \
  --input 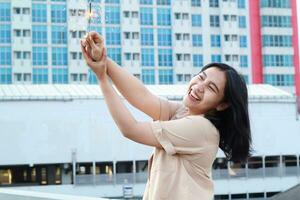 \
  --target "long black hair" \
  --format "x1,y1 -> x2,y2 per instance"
200,63 -> 252,163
